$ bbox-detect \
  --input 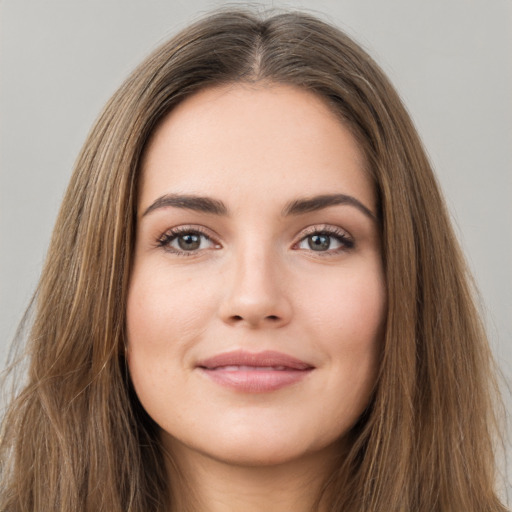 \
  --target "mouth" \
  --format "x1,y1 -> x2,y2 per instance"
196,350 -> 315,393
